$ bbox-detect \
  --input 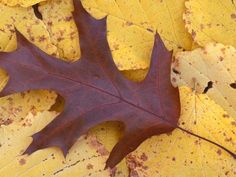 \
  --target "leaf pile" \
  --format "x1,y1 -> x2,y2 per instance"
0,0 -> 235,176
